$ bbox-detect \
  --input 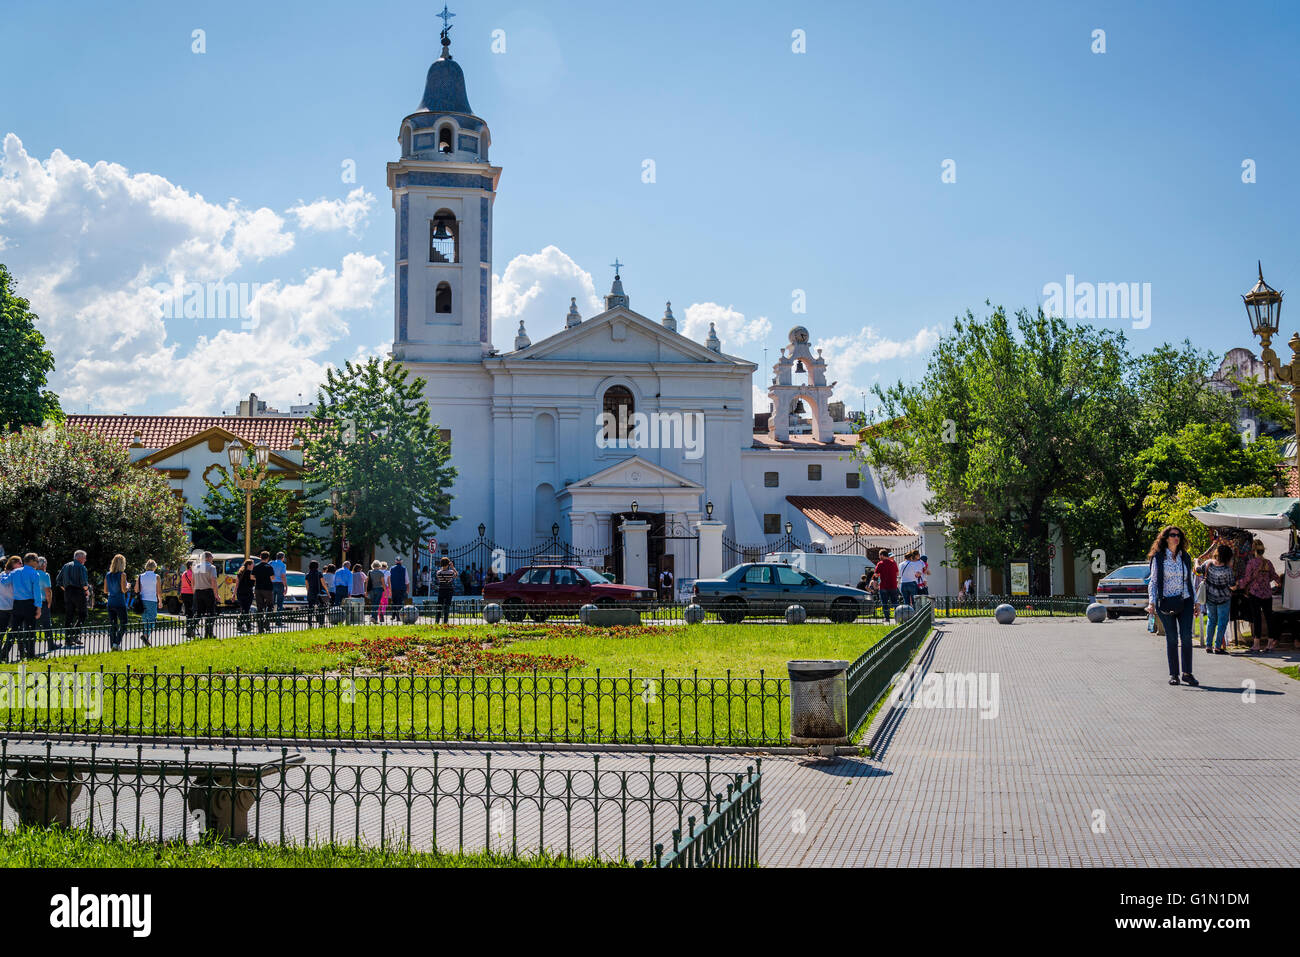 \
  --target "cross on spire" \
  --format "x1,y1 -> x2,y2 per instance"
437,4 -> 455,45
610,258 -> 624,278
